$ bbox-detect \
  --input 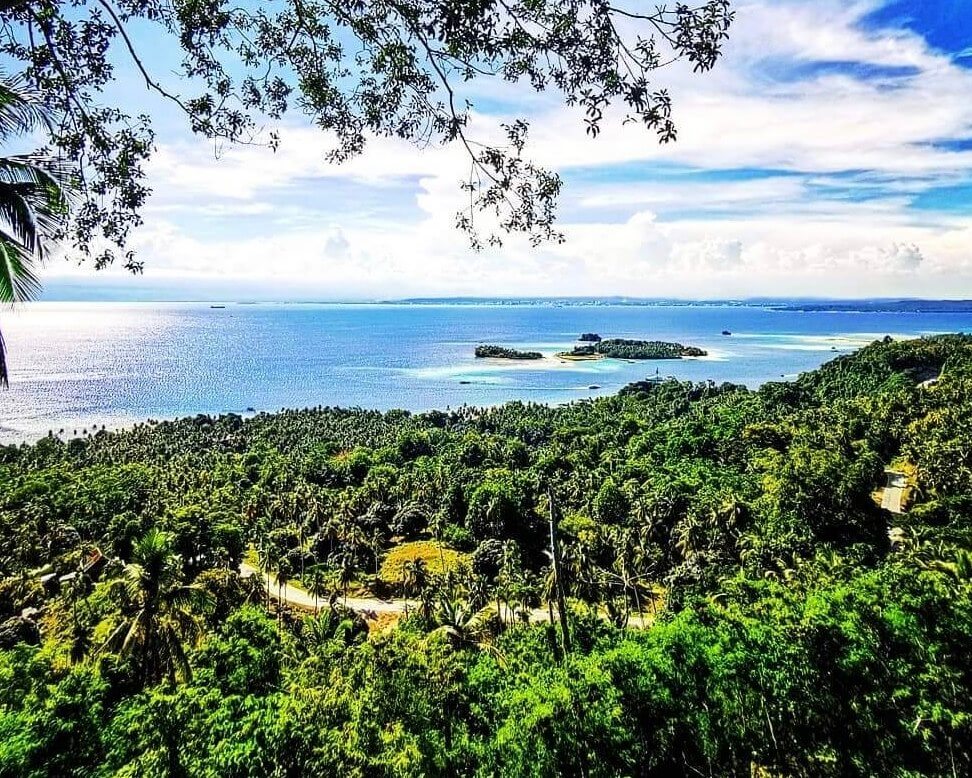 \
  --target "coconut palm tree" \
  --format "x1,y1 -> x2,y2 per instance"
368,527 -> 386,575
276,557 -> 293,614
331,546 -> 356,606
428,595 -> 502,662
0,75 -> 74,387
101,528 -> 213,686
256,541 -> 275,609
305,564 -> 330,614
402,557 -> 429,618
